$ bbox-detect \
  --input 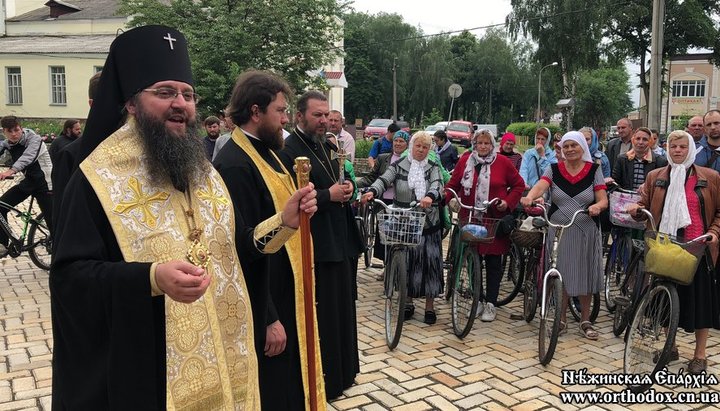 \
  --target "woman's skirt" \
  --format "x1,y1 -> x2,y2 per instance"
407,230 -> 443,298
